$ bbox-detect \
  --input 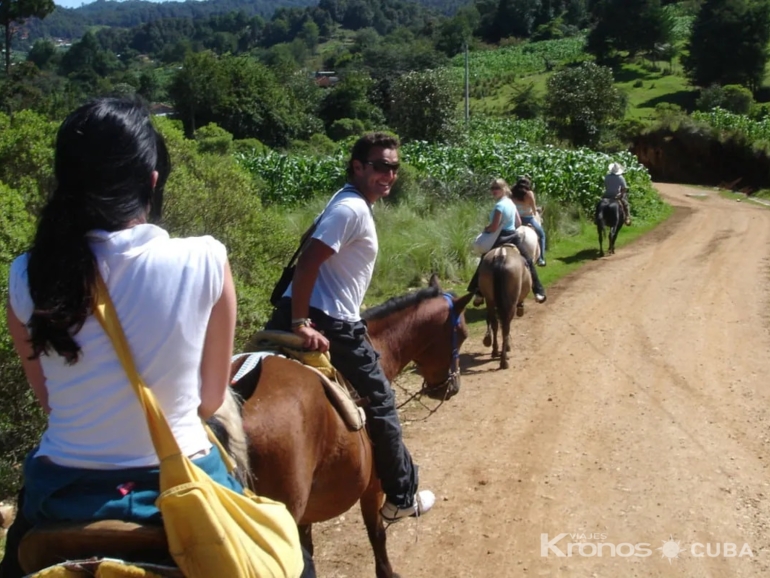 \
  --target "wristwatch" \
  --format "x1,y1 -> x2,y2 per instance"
291,318 -> 312,329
